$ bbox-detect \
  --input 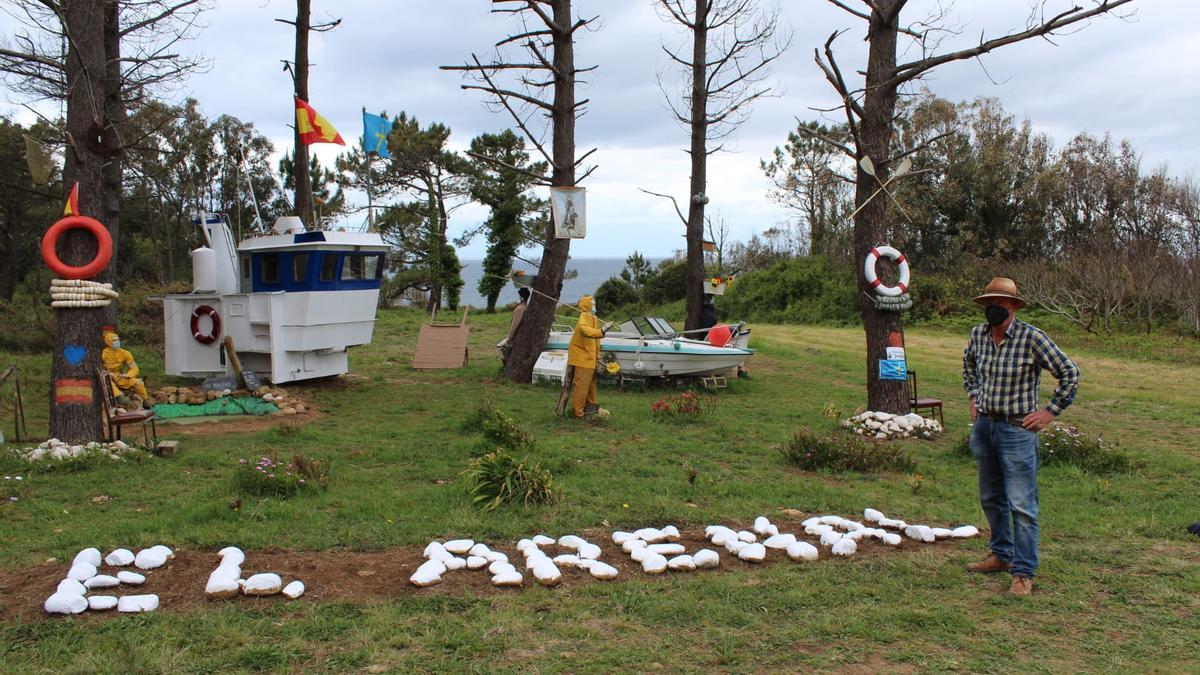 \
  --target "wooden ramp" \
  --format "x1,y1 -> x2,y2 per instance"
412,308 -> 470,370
